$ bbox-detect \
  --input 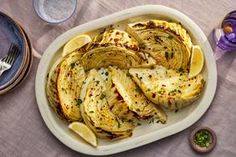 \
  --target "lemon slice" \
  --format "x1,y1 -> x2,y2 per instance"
62,35 -> 91,57
189,45 -> 204,78
69,122 -> 97,147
